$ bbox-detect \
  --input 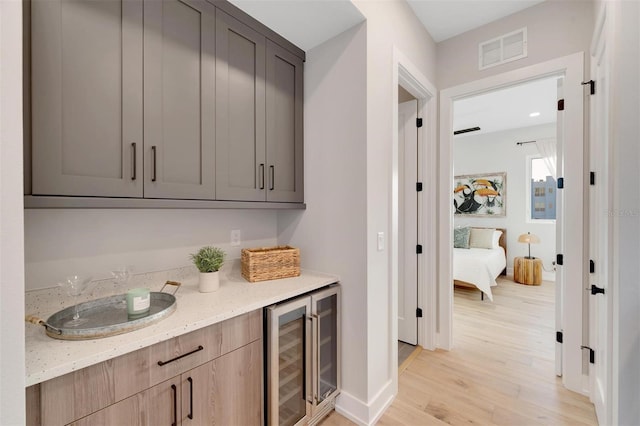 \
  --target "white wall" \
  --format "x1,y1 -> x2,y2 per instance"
454,124 -> 557,279
280,0 -> 438,421
277,21 -> 369,413
25,209 -> 278,290
0,1 -> 26,424
607,1 -> 640,424
437,0 -> 594,89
